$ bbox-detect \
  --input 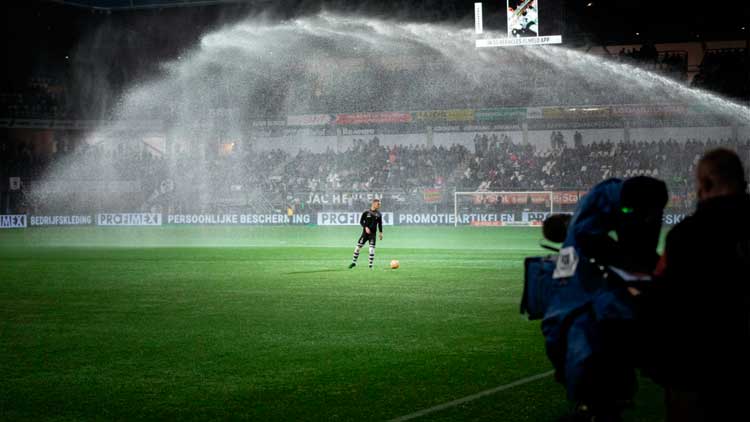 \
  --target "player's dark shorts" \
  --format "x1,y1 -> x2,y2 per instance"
357,231 -> 376,246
